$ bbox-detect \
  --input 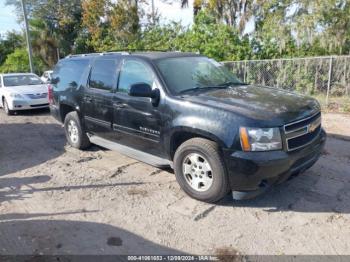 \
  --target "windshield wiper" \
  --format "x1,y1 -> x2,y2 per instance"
179,85 -> 228,94
218,81 -> 247,87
